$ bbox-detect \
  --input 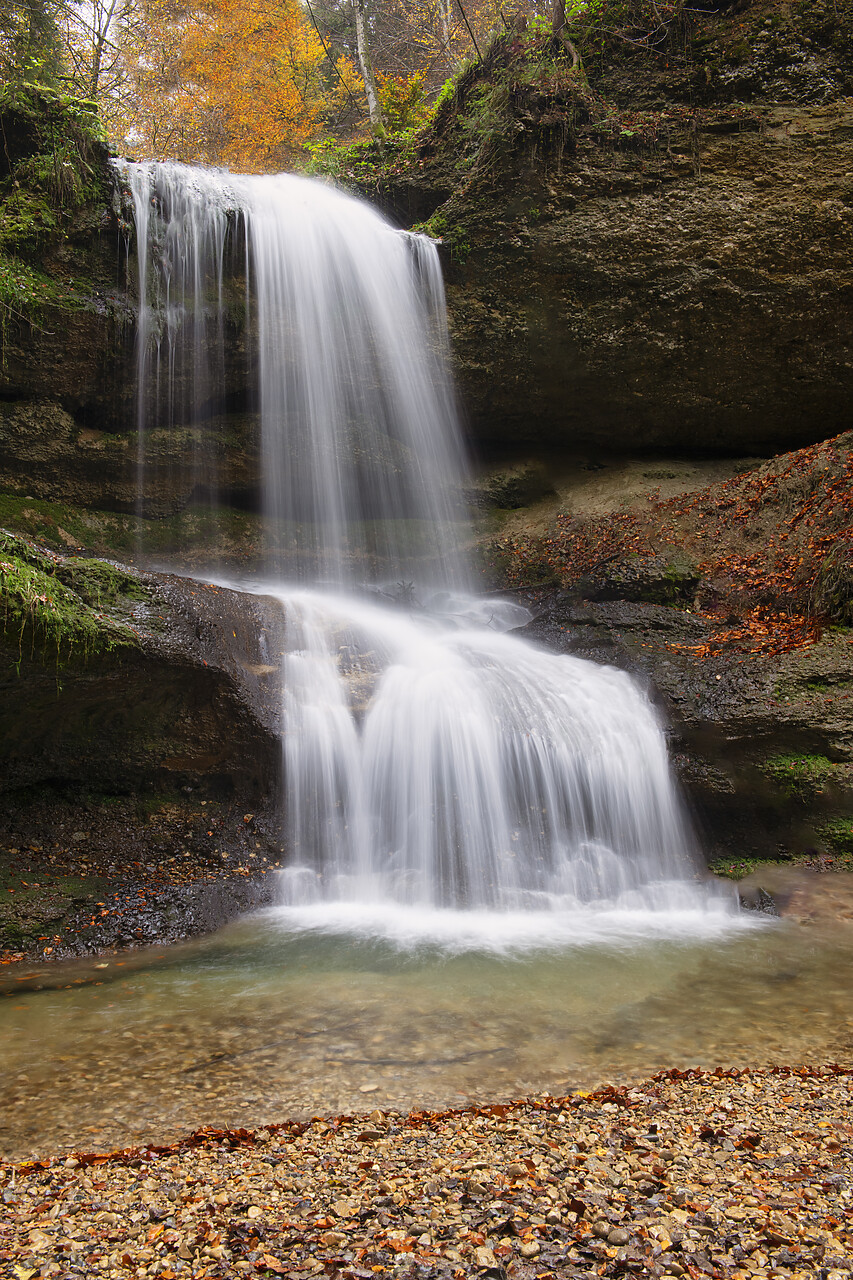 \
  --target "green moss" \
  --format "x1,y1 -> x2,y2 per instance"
818,817 -> 853,856
302,132 -> 421,186
0,530 -> 141,666
0,248 -> 46,328
0,493 -> 265,560
56,558 -> 149,609
0,245 -> 96,364
0,80 -> 112,356
0,493 -> 137,553
709,855 -> 769,881
0,248 -> 85,310
761,753 -> 852,800
0,187 -> 58,248
133,789 -> 186,819
709,847 -> 853,879
0,870 -> 111,950
0,81 -> 108,205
